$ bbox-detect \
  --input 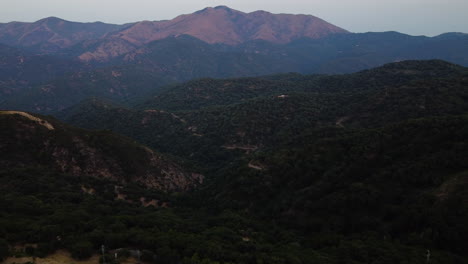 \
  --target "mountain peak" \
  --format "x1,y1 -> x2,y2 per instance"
196,5 -> 243,14
114,6 -> 348,45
